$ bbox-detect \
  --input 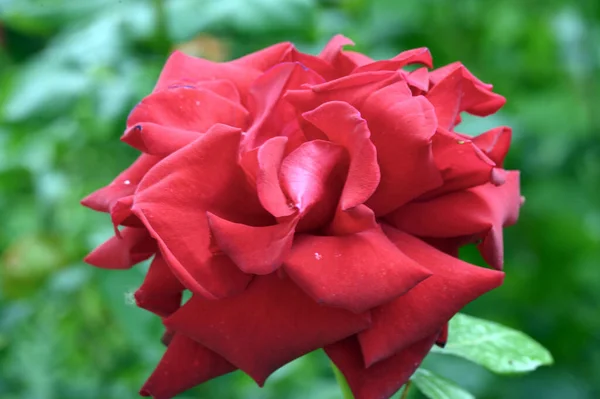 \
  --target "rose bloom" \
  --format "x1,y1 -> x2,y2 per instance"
82,35 -> 521,399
